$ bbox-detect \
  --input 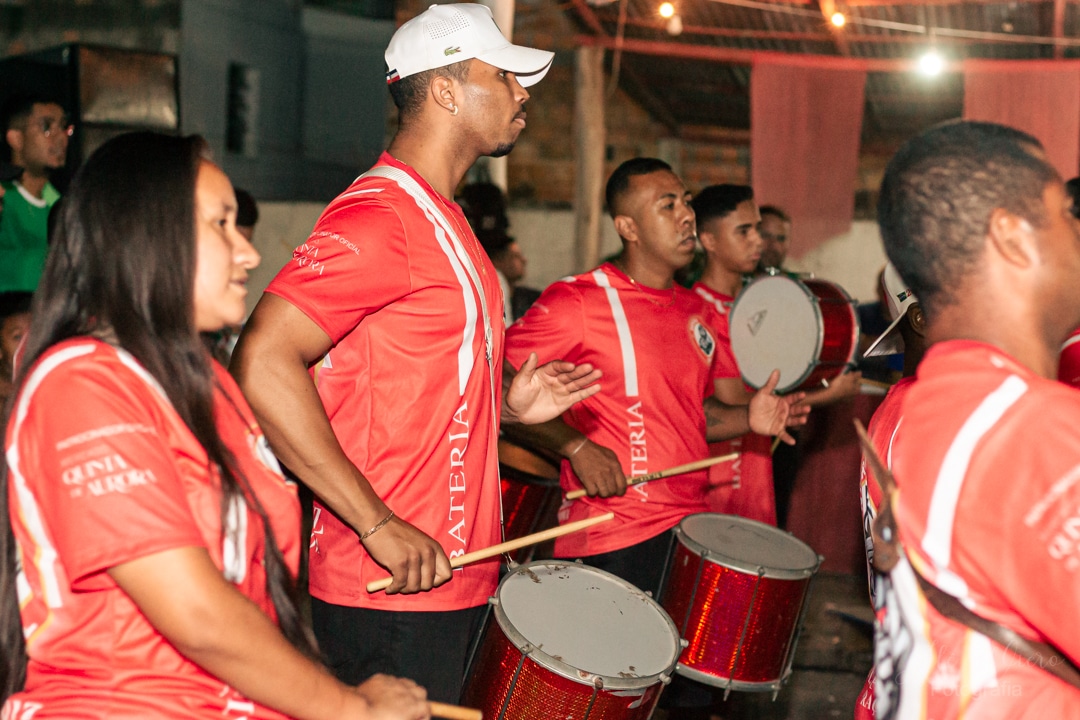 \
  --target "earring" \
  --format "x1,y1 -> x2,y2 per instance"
450,105 -> 459,116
